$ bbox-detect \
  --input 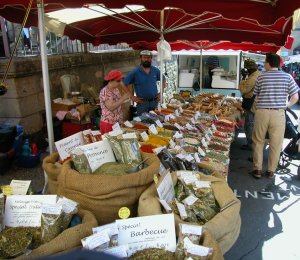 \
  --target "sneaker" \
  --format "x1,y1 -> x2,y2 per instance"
252,170 -> 262,179
266,171 -> 274,178
240,144 -> 252,151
